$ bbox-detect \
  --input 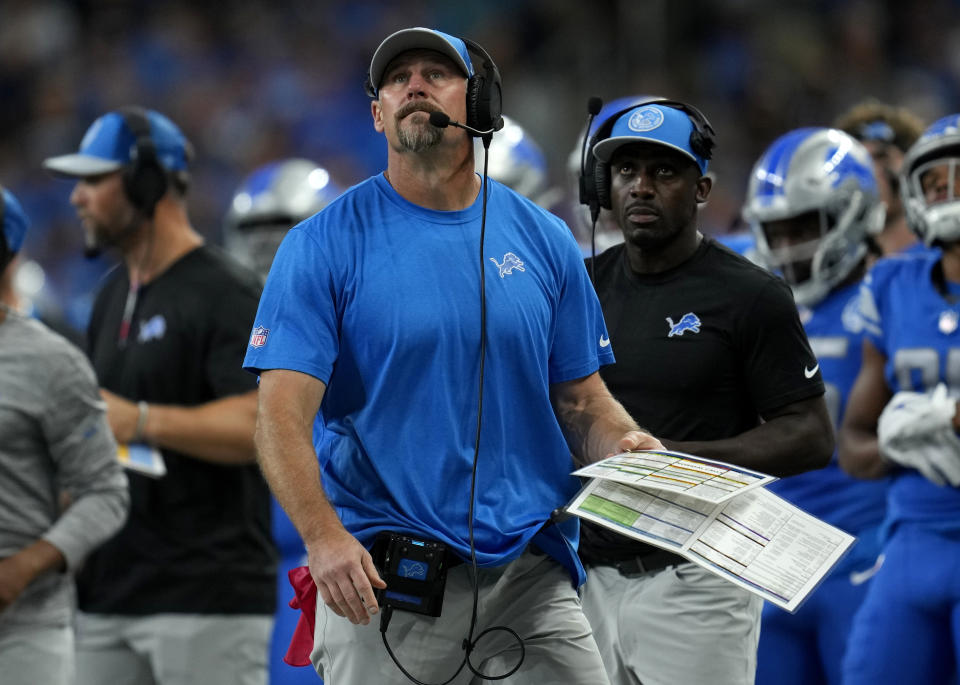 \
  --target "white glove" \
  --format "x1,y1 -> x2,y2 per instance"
878,383 -> 960,486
